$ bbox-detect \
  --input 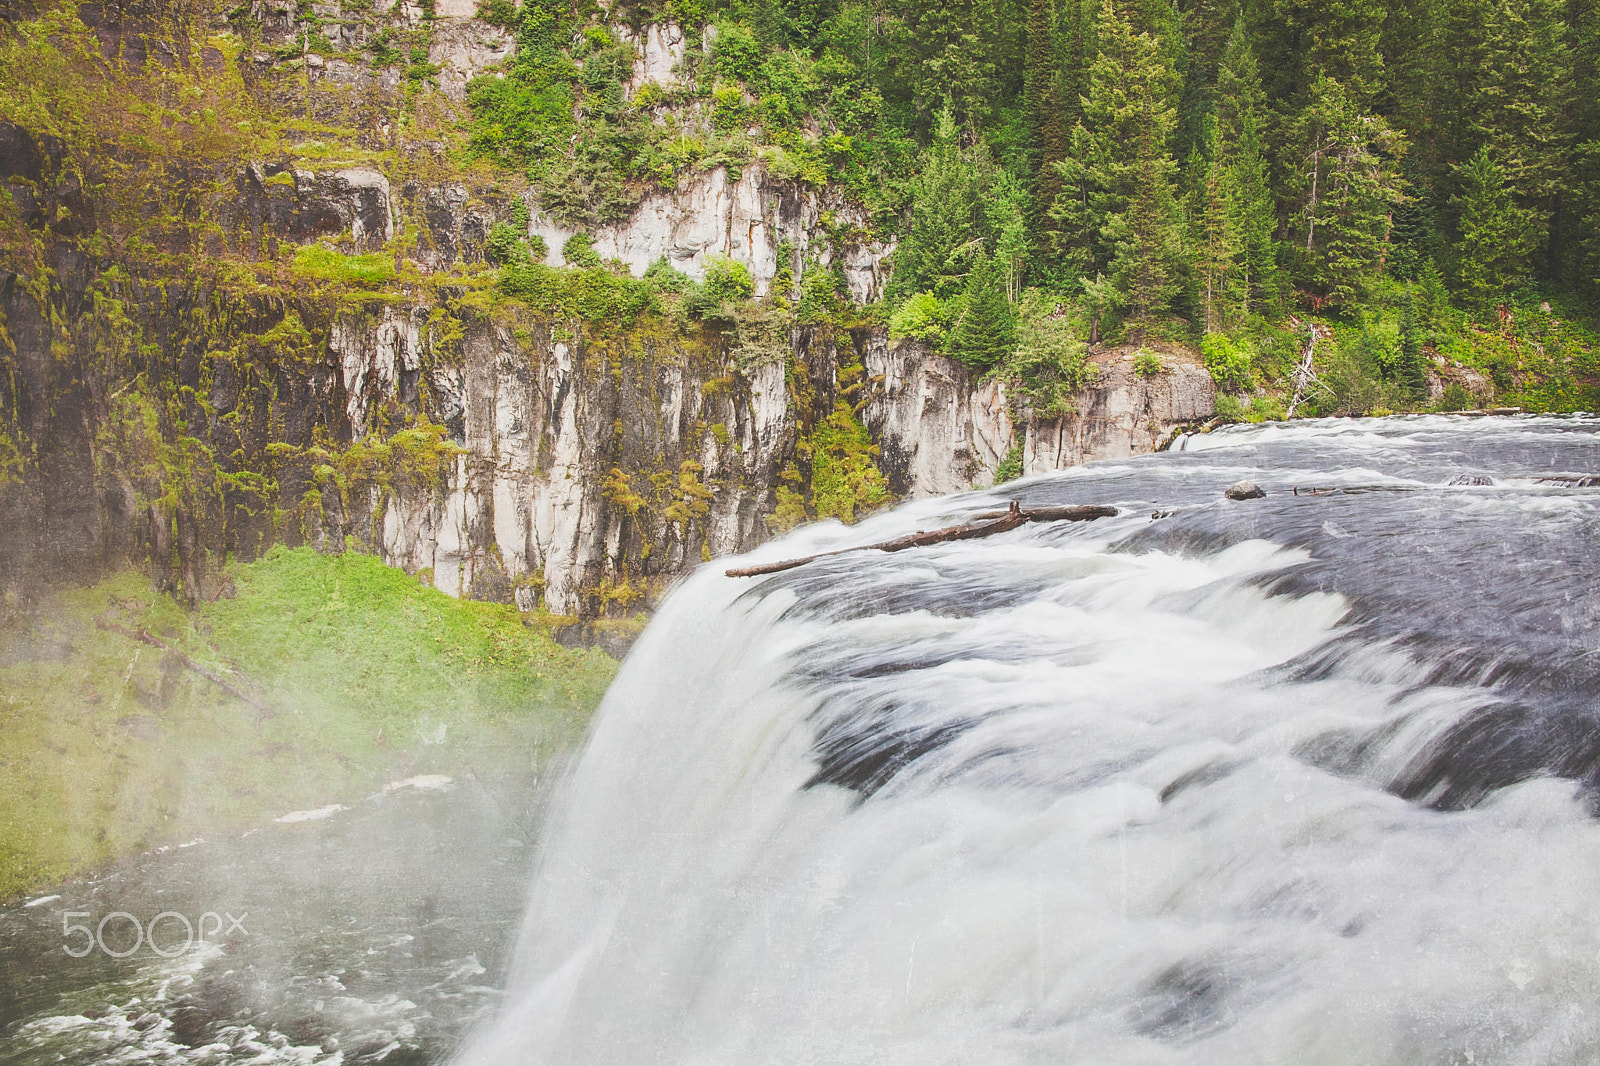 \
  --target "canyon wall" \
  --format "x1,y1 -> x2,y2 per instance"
0,0 -> 1214,622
